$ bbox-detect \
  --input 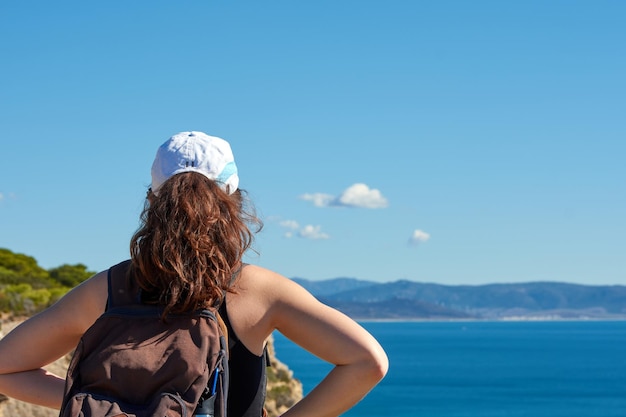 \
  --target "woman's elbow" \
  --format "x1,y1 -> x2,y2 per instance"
373,346 -> 390,382
361,343 -> 389,384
